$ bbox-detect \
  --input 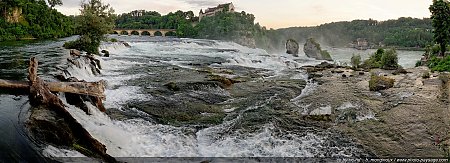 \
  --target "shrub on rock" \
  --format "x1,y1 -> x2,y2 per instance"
369,75 -> 395,91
